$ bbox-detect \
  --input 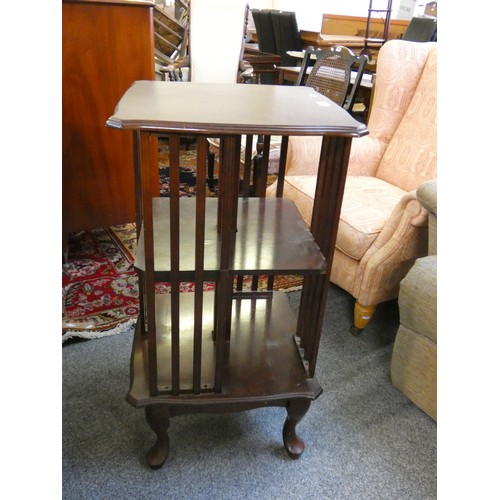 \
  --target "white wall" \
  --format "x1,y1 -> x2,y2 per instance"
190,0 -> 248,82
